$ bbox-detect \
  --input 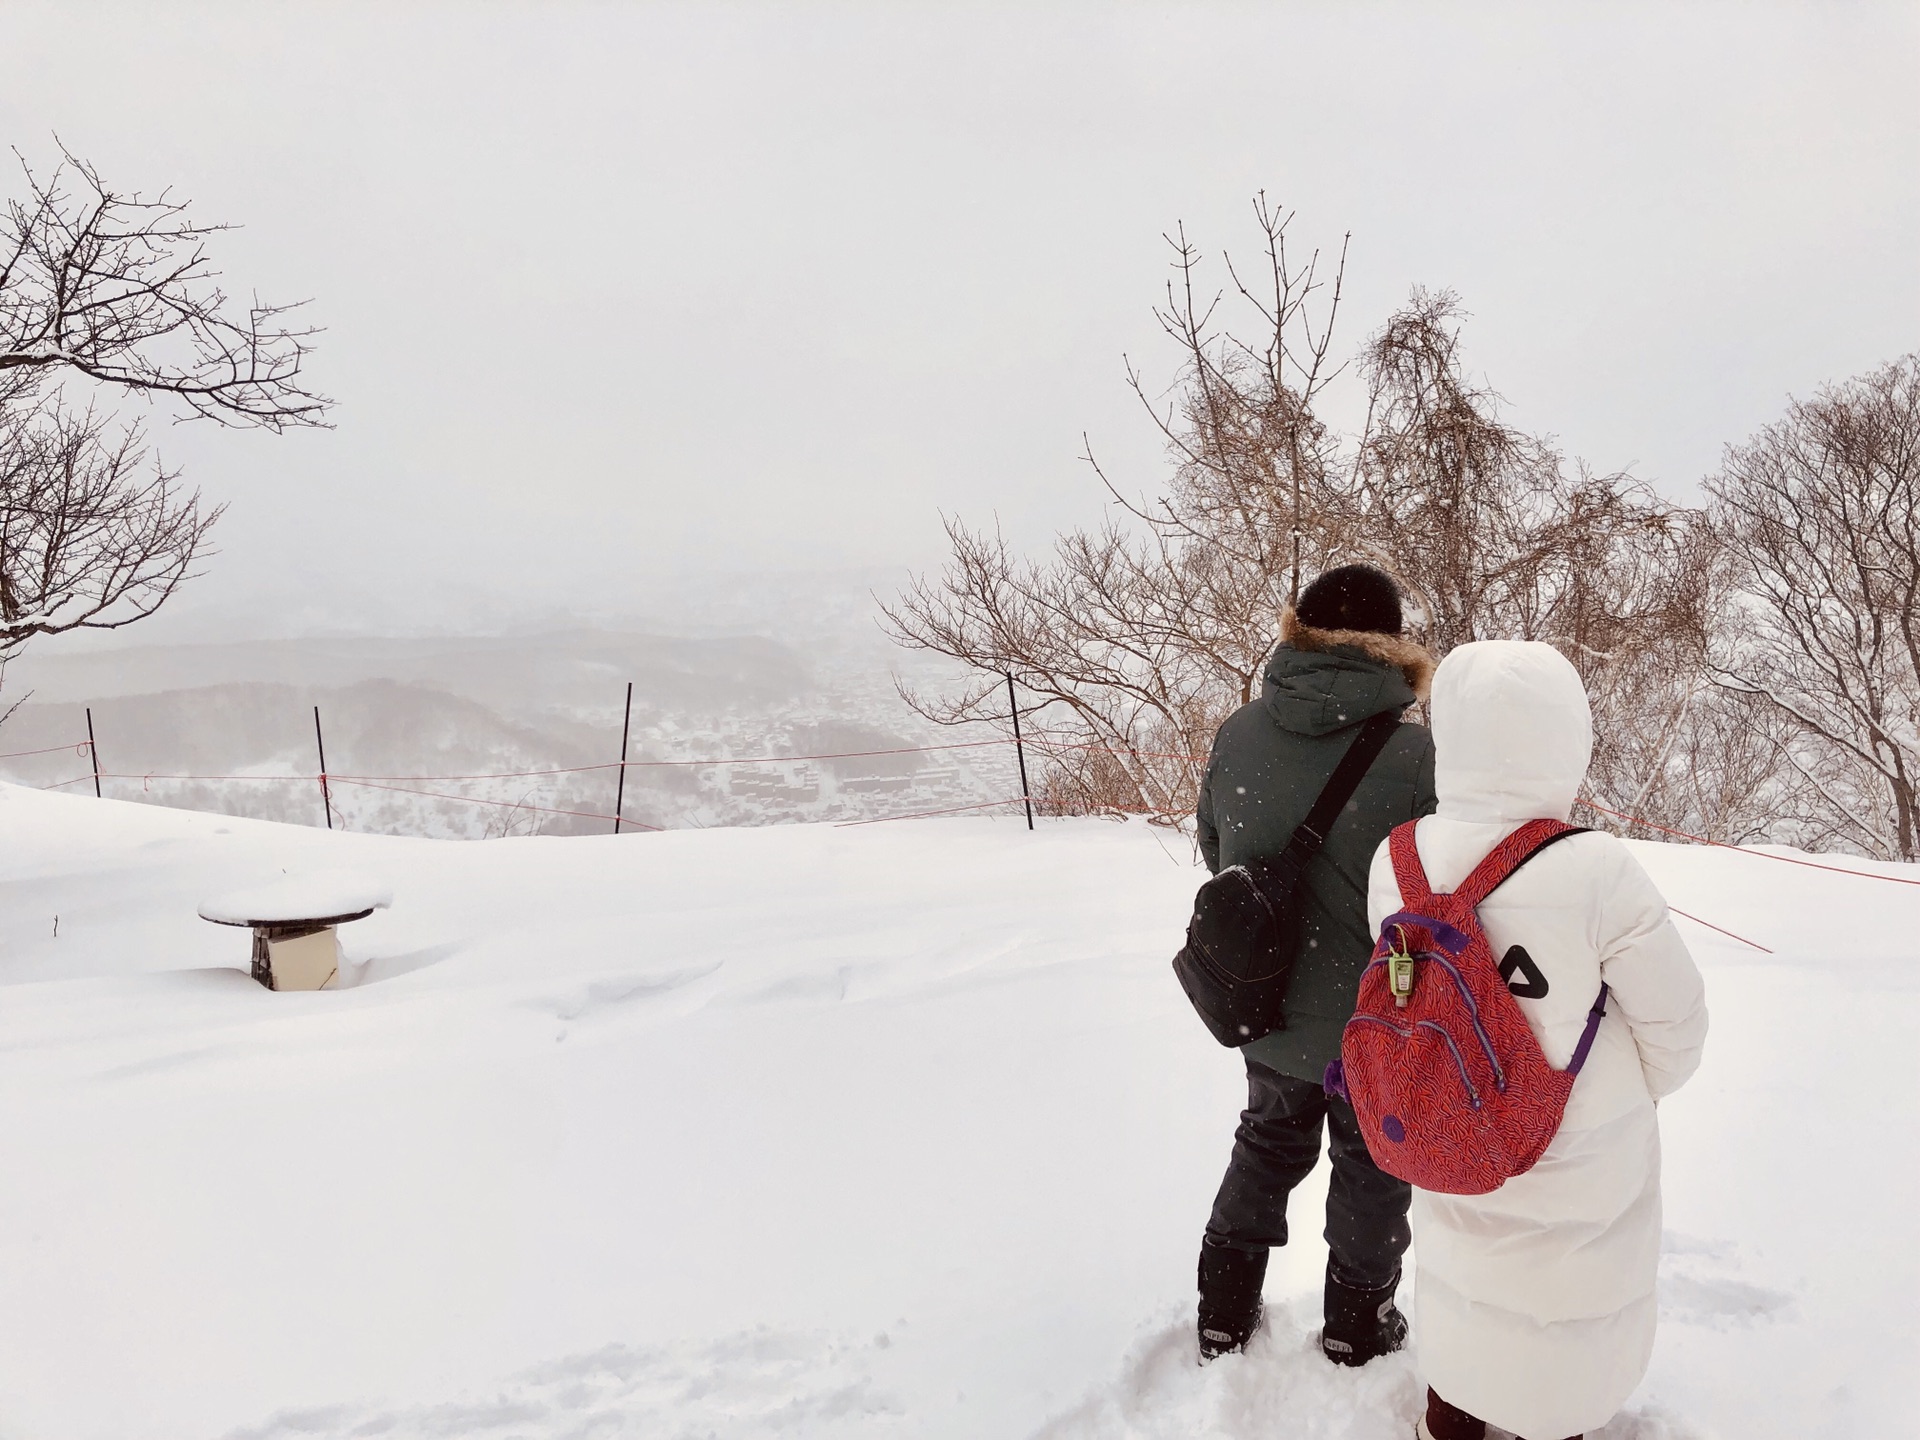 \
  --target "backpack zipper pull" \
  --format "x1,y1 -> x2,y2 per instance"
1387,925 -> 1417,1008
